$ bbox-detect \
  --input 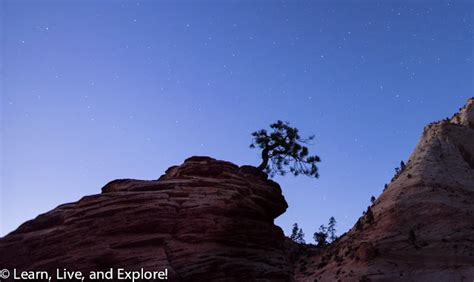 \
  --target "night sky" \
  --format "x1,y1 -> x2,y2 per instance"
1,1 -> 473,240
